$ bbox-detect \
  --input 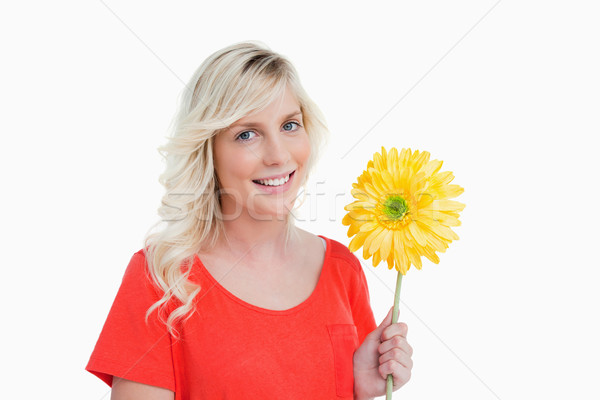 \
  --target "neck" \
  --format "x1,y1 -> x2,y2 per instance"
218,208 -> 299,264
